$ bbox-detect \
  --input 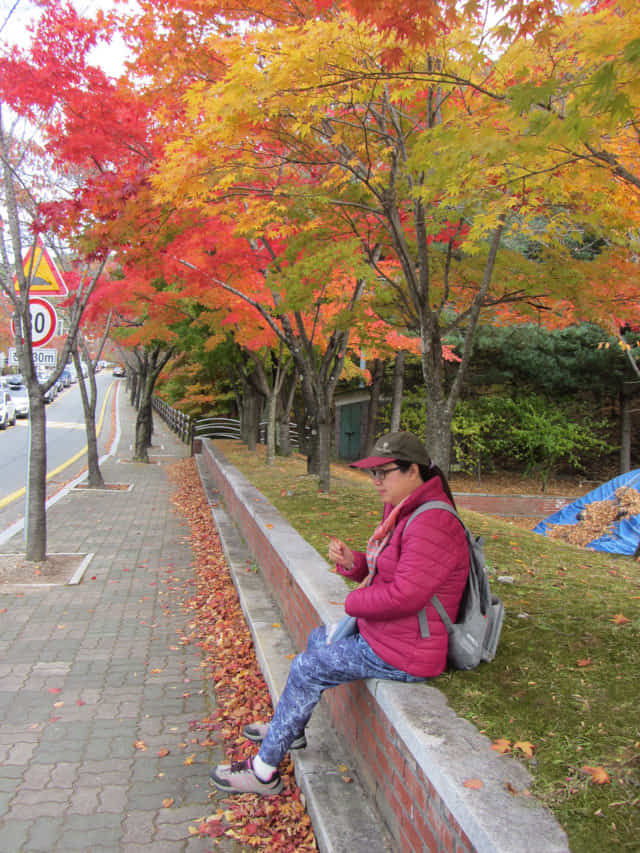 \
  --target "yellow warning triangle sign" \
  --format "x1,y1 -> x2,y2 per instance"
13,237 -> 69,296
